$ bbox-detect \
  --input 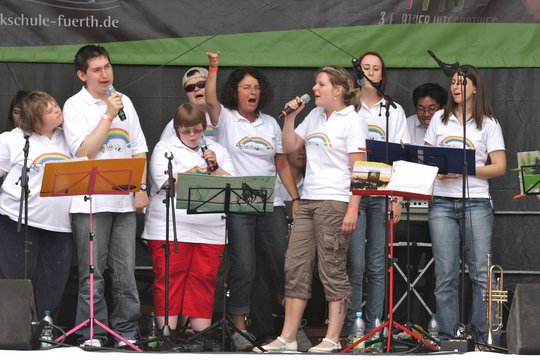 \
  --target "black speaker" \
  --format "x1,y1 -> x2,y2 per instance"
507,283 -> 540,354
0,279 -> 37,350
